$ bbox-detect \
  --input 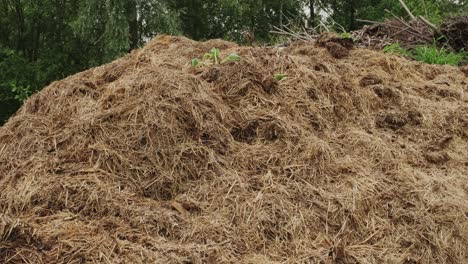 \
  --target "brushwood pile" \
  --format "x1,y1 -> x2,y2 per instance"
353,14 -> 468,55
1,35 -> 467,263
